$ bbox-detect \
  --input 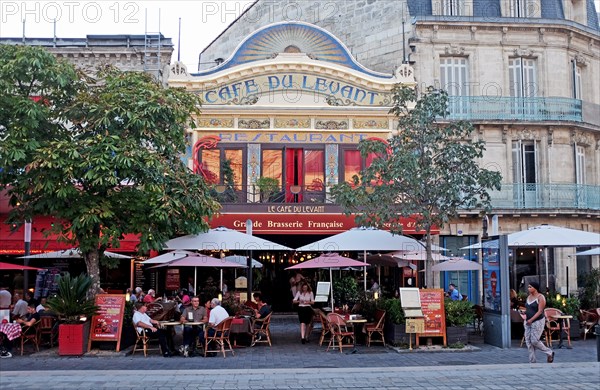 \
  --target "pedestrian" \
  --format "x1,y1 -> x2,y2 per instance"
523,281 -> 554,363
292,281 -> 314,344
